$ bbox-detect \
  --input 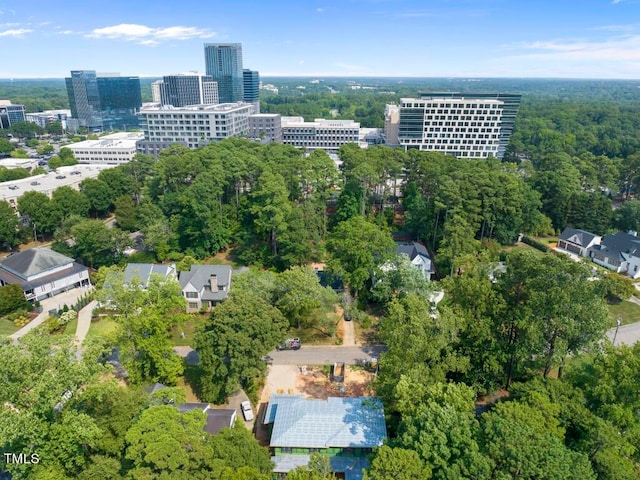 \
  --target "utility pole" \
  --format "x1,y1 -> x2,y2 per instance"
613,317 -> 622,346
